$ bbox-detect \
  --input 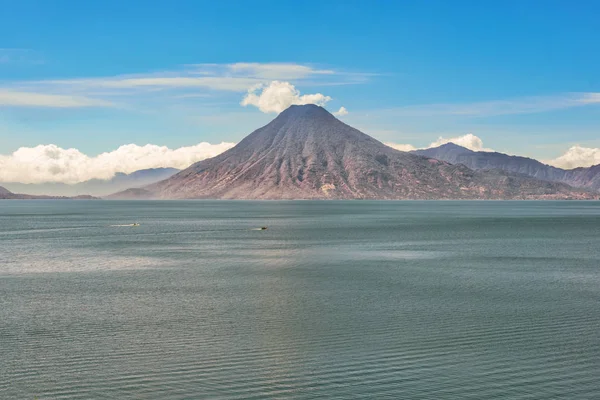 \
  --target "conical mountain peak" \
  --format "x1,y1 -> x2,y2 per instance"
272,104 -> 338,126
437,142 -> 471,151
226,103 -> 375,156
278,104 -> 334,118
